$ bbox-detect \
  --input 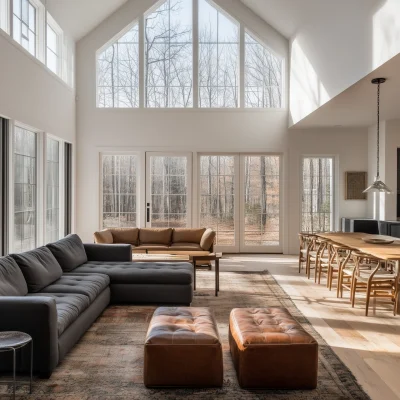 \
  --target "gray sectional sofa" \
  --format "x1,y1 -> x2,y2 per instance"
0,234 -> 193,377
